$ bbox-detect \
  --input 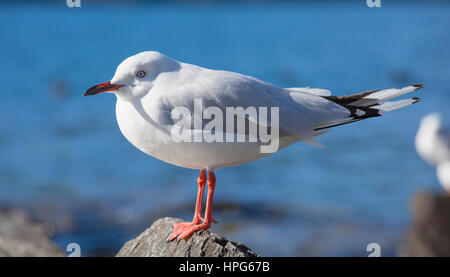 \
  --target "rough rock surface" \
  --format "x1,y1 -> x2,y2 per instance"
400,191 -> 450,257
116,217 -> 258,257
0,209 -> 65,257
